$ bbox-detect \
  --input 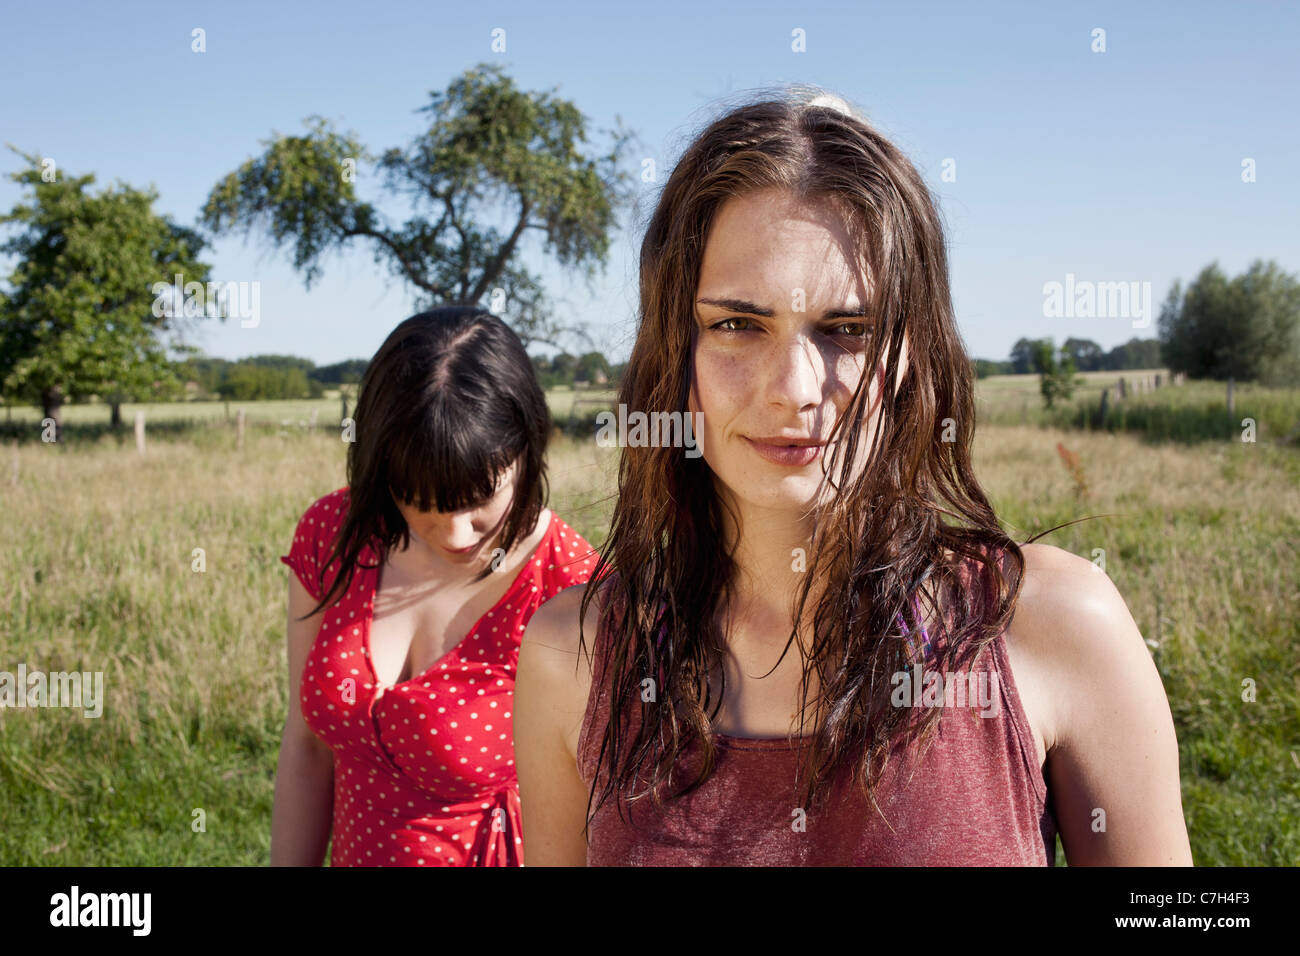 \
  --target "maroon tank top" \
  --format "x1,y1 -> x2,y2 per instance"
576,583 -> 1057,866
